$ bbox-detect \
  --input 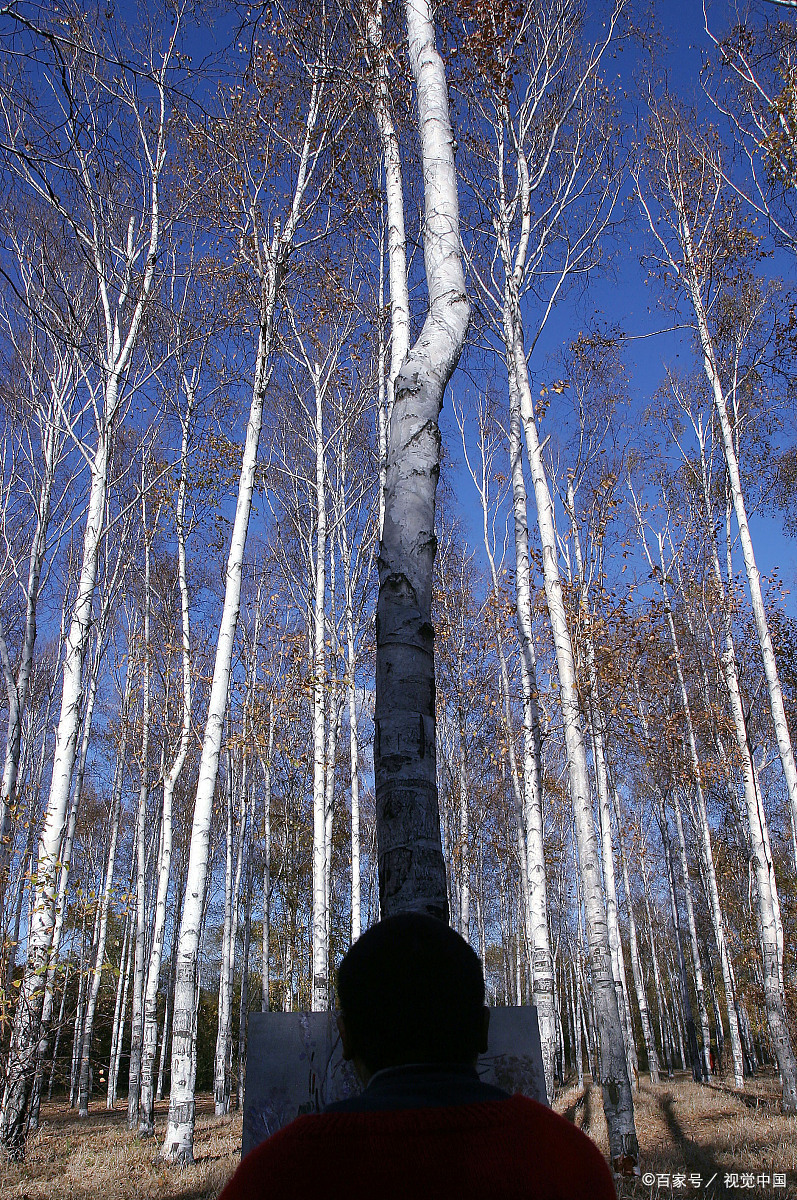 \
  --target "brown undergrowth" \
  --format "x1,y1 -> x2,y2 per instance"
3,1073 -> 797,1199
557,1070 -> 797,1200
